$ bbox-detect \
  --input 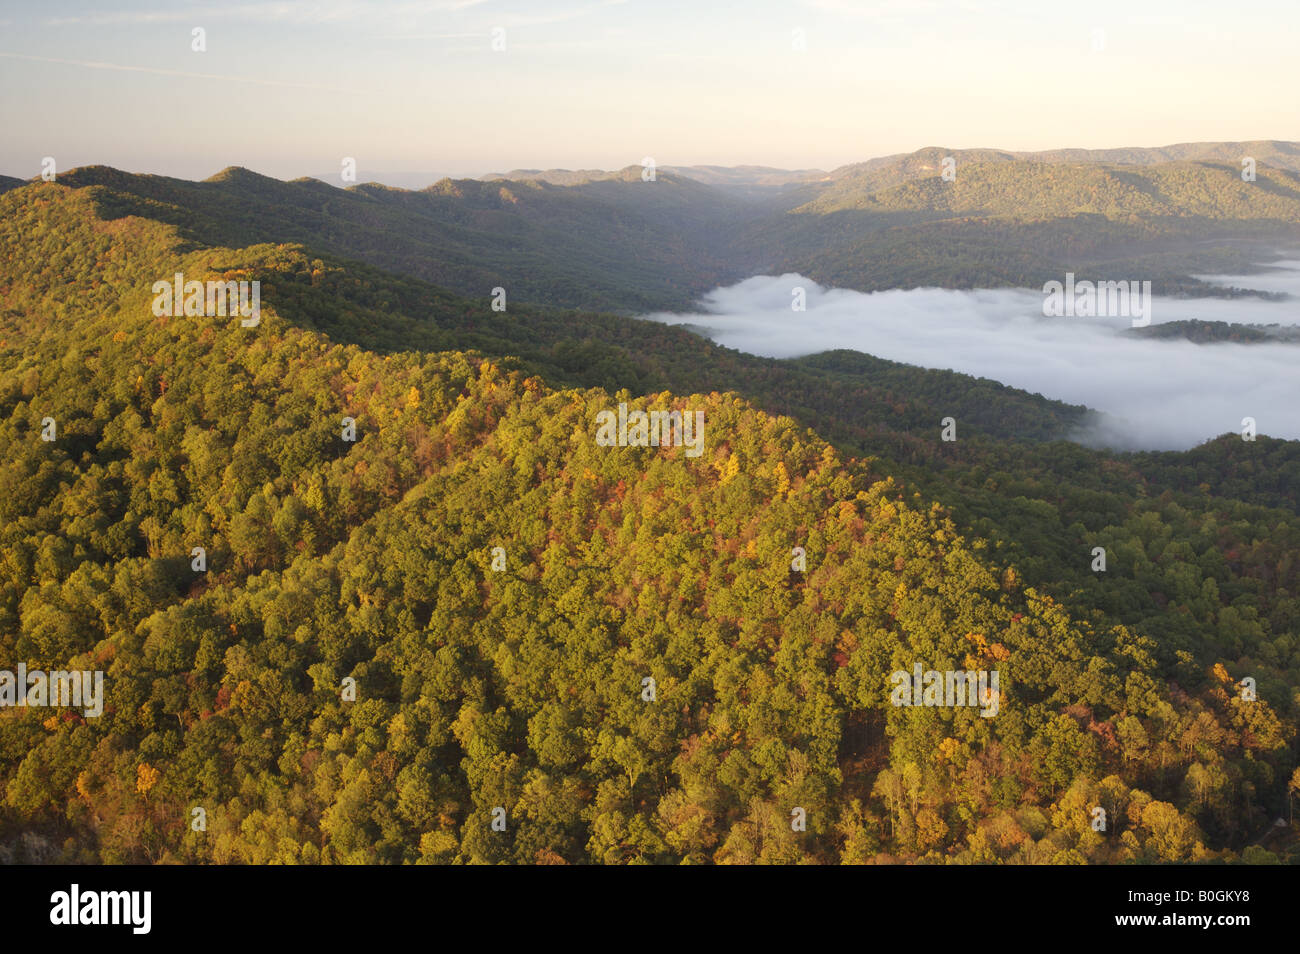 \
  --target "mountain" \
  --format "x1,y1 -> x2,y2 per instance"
660,165 -> 829,199
36,145 -> 1300,319
481,165 -> 828,193
1,172 -> 1296,864
480,168 -> 629,186
1020,140 -> 1300,172
795,155 -> 1300,218
49,164 -> 749,314
736,151 -> 1300,295
482,142 -> 1300,197
816,141 -> 1300,195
